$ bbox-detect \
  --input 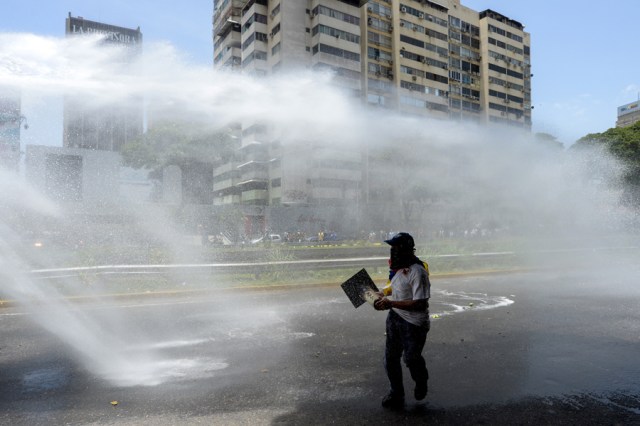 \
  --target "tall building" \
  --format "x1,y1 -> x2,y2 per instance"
211,0 -> 531,235
63,13 -> 143,152
616,100 -> 640,128
0,88 -> 24,171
